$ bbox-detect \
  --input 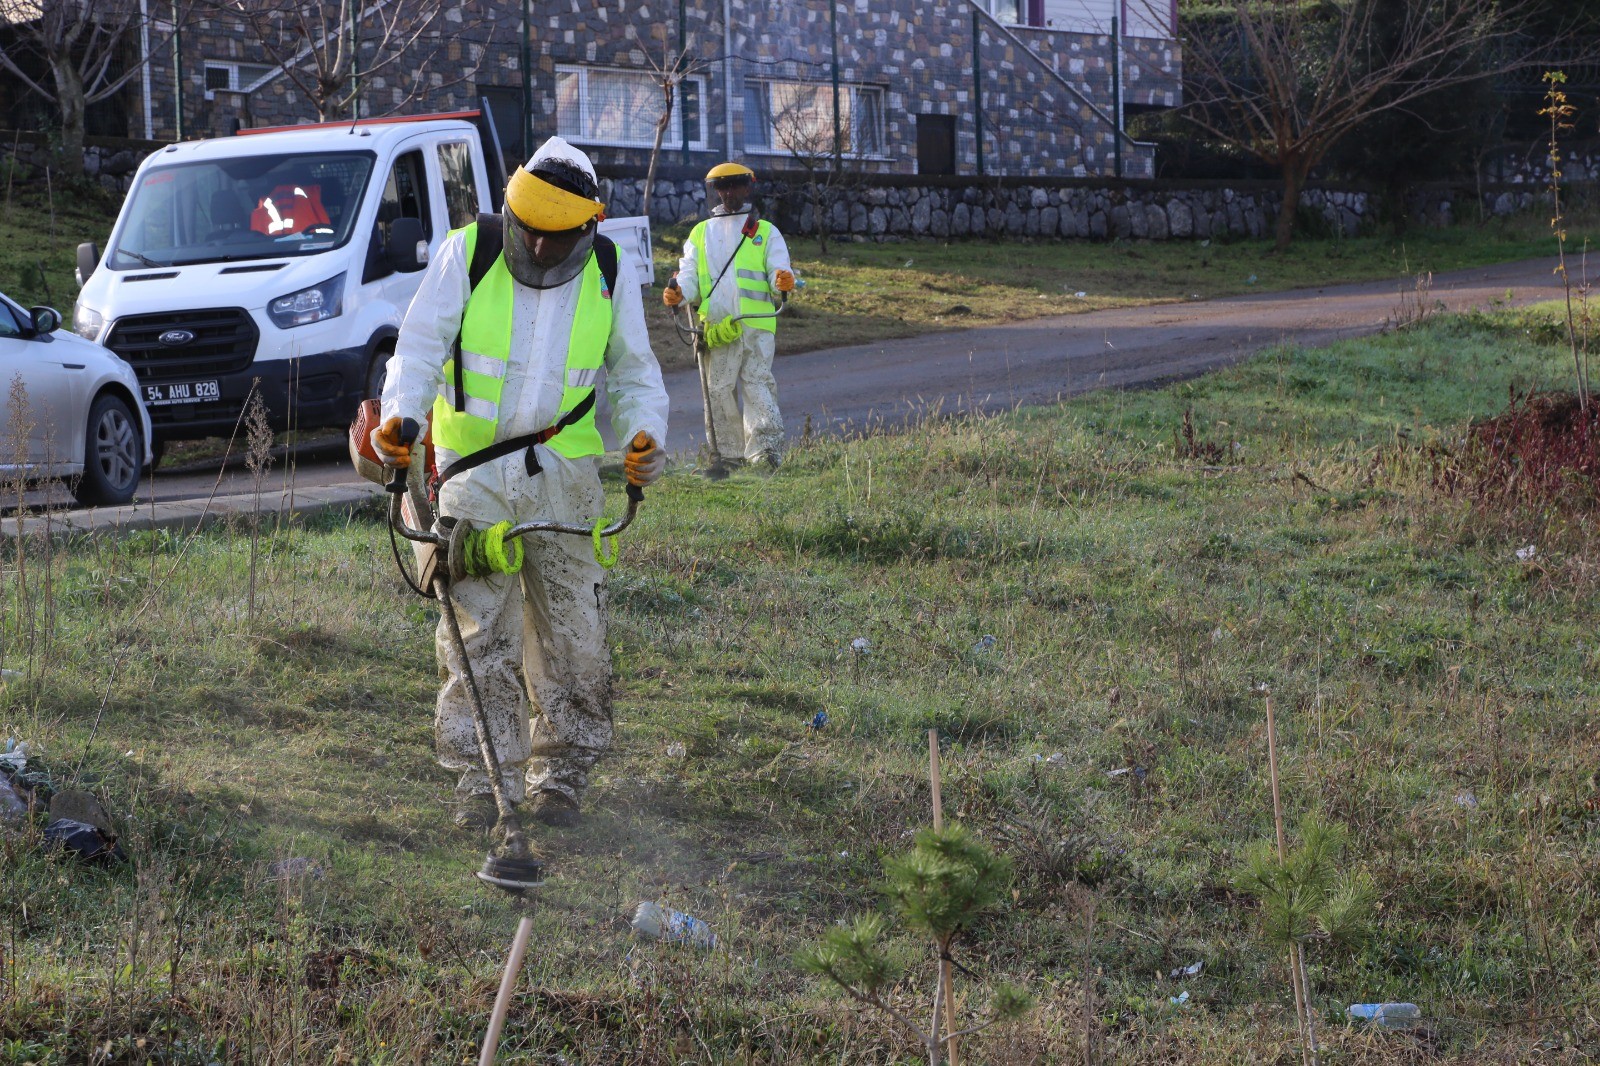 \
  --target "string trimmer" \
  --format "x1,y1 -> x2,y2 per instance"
352,408 -> 643,1064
